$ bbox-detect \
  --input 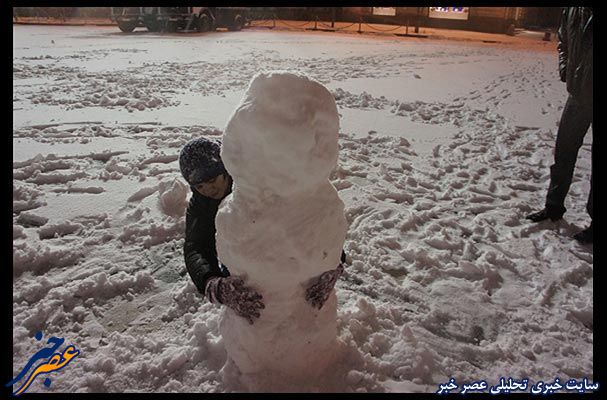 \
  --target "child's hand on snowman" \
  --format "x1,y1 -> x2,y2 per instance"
305,263 -> 344,310
205,276 -> 265,324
